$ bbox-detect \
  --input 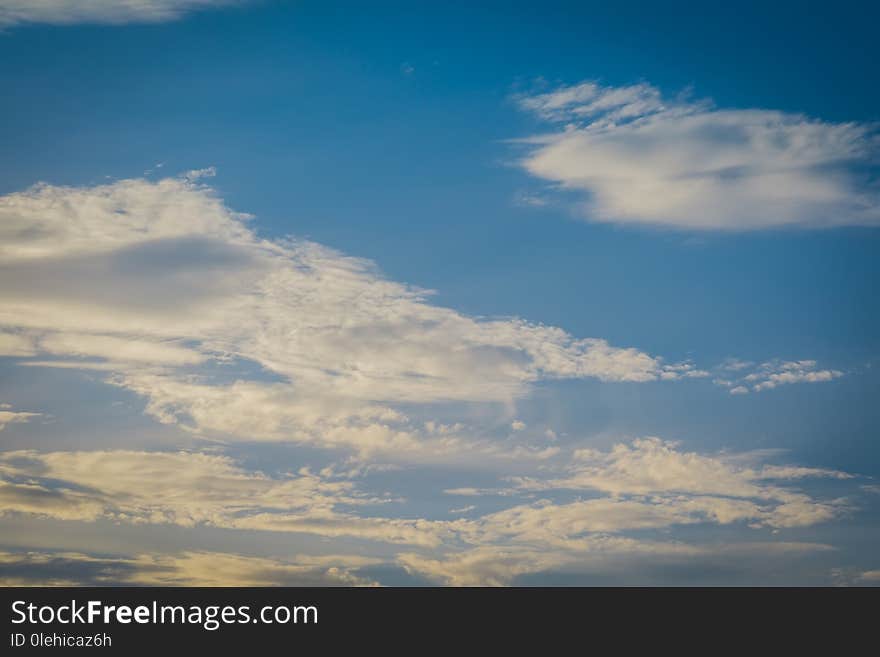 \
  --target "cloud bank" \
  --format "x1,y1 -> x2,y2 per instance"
0,438 -> 857,585
0,173 -> 864,585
